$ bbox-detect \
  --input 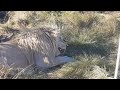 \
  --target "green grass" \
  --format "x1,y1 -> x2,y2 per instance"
0,11 -> 120,79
